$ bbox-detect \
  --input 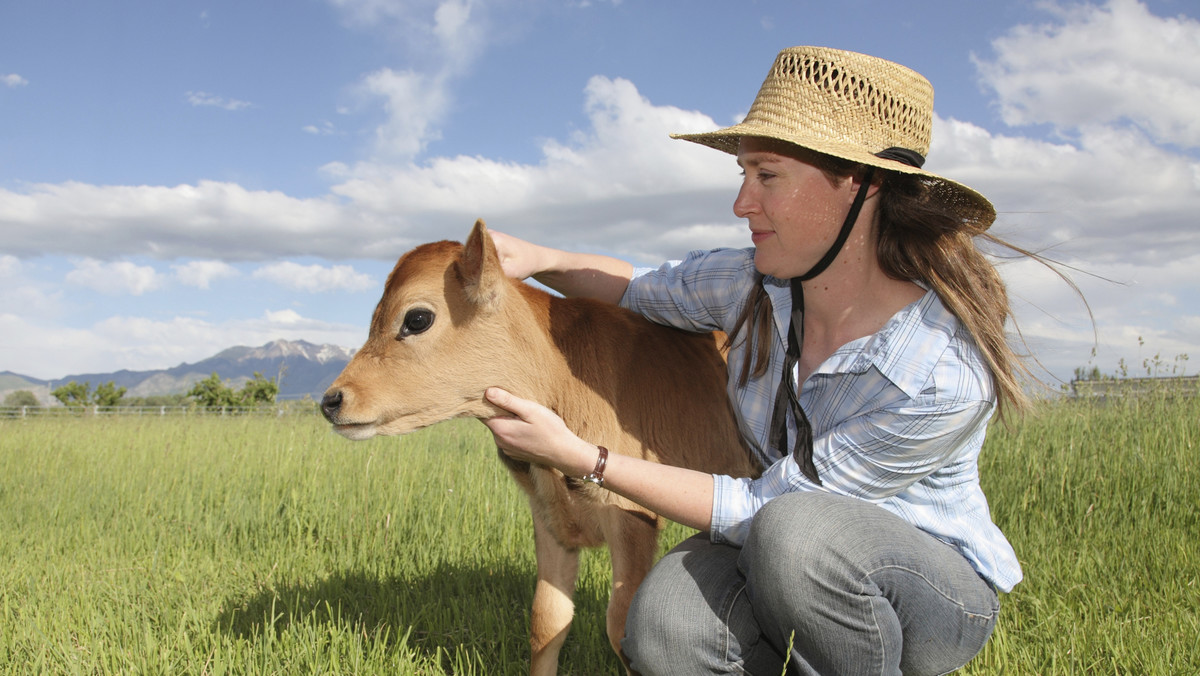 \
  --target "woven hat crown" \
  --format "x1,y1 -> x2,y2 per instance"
674,46 -> 995,231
